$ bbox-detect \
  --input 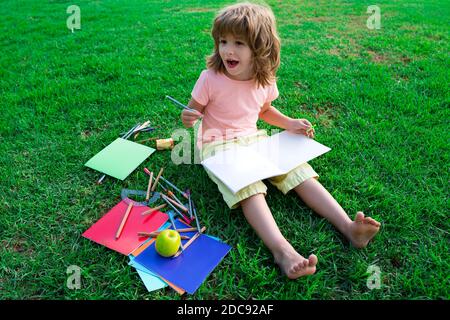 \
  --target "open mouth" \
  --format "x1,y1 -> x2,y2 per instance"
226,59 -> 239,69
